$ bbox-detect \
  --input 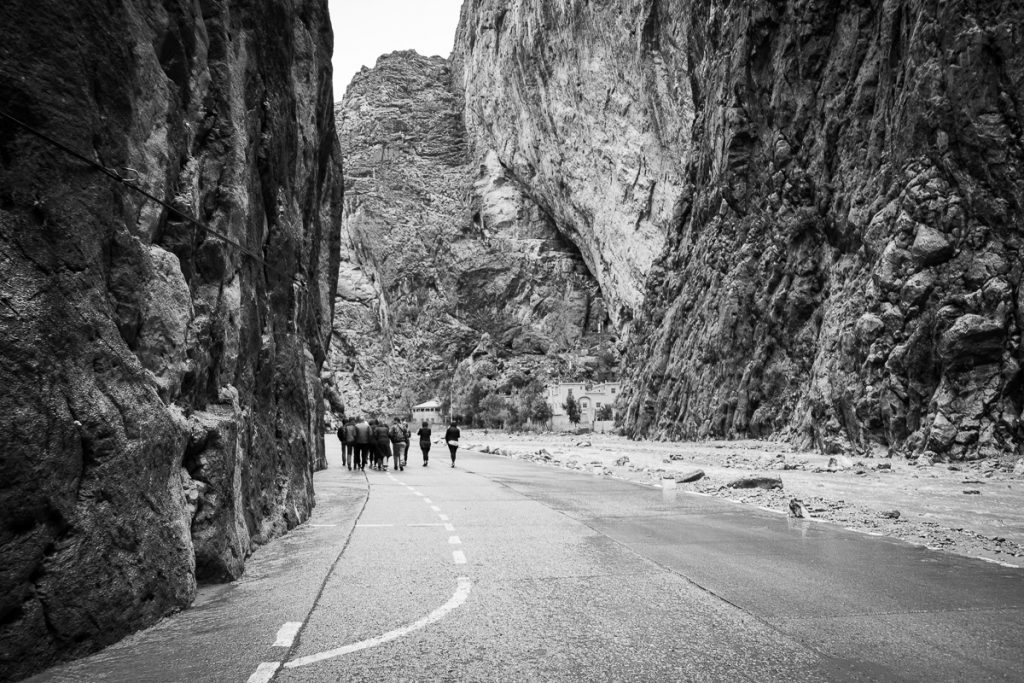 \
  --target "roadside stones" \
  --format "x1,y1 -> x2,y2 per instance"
962,489 -> 982,495
788,498 -> 811,518
668,453 -> 686,461
879,510 -> 901,519
676,469 -> 706,483
827,455 -> 854,471
727,476 -> 783,490
614,456 -> 630,466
